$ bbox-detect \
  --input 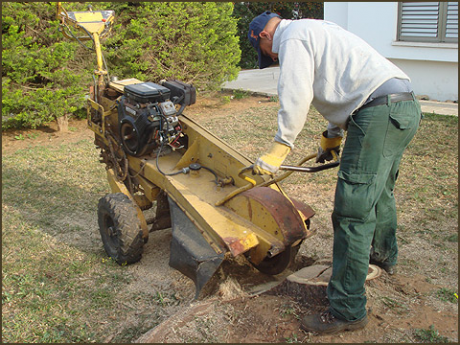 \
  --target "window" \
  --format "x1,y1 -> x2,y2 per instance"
397,2 -> 458,43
